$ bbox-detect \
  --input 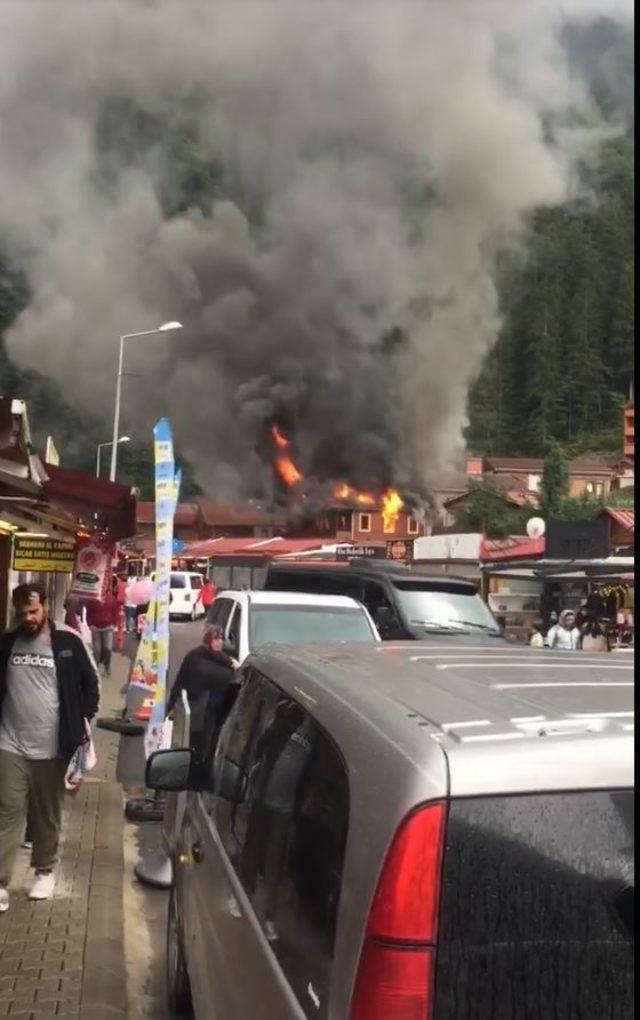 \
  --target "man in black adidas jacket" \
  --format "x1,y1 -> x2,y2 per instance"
0,583 -> 99,910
